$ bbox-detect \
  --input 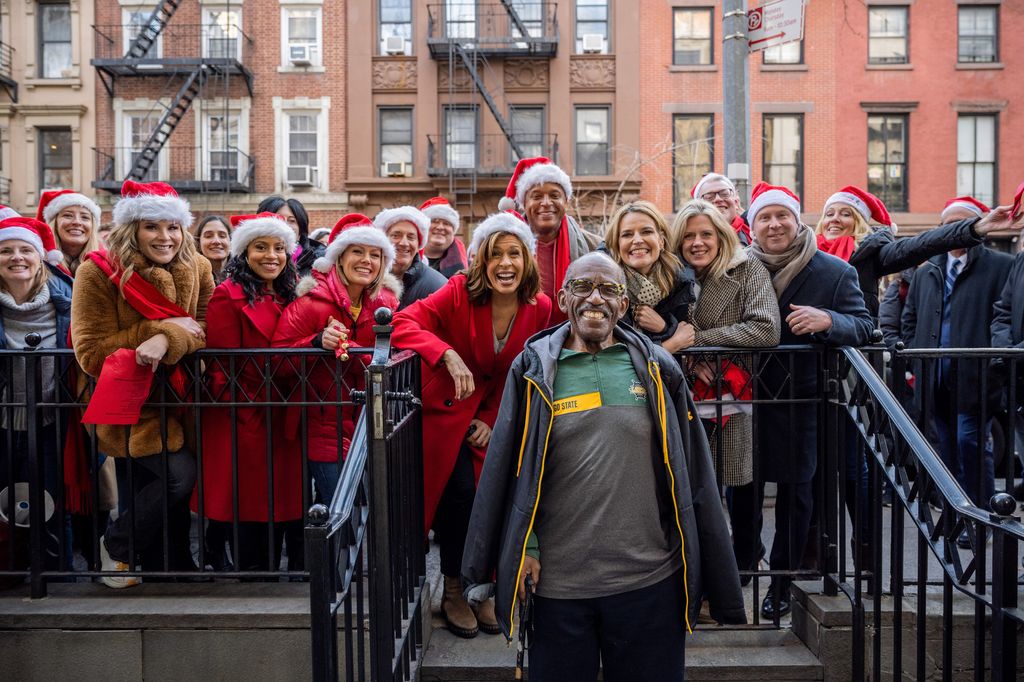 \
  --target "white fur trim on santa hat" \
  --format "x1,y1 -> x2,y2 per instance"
421,203 -> 460,230
941,201 -> 986,220
693,173 -> 735,200
0,207 -> 20,221
229,216 -> 297,258
823,192 -> 870,222
374,207 -> 429,246
514,163 -> 572,207
43,192 -> 101,226
748,189 -> 801,224
0,227 -> 45,260
112,194 -> 194,230
313,226 -> 396,275
468,212 -> 537,257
